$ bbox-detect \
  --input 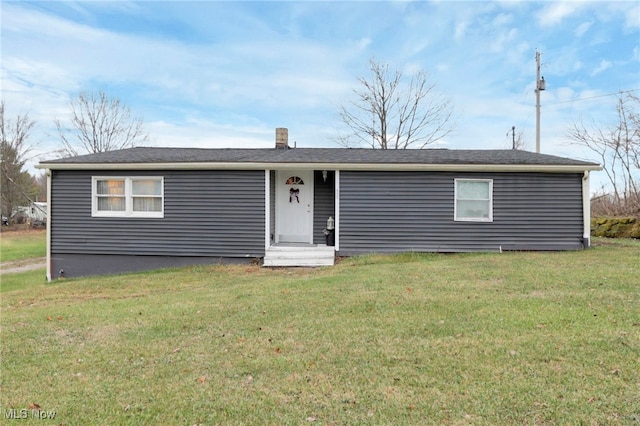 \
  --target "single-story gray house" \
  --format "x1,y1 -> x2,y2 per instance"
37,128 -> 601,280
